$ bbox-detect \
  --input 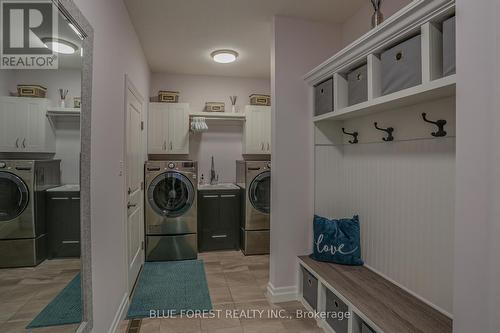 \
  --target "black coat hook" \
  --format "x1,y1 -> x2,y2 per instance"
374,122 -> 394,141
342,128 -> 358,144
422,113 -> 447,137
